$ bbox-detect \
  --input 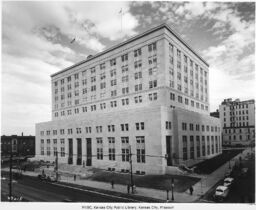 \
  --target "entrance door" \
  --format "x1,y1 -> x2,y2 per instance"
166,136 -> 172,166
86,138 -> 92,166
68,138 -> 73,164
